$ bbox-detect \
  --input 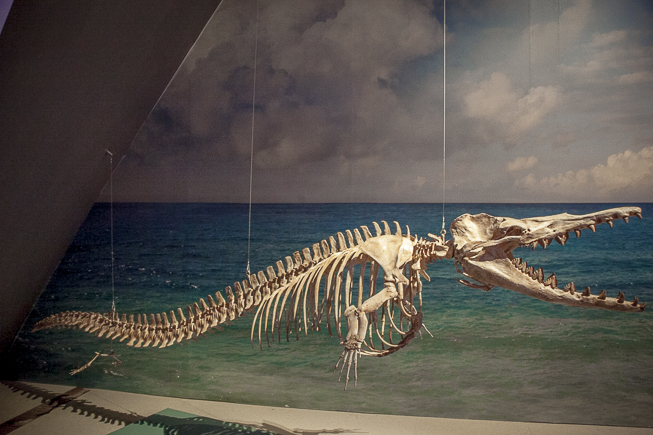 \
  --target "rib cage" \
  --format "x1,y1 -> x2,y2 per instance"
32,220 -> 444,351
